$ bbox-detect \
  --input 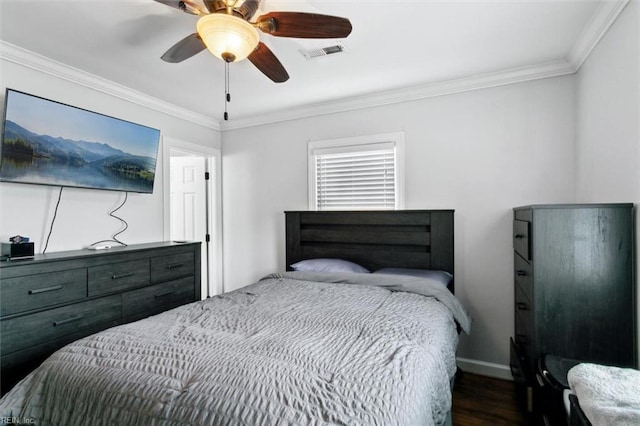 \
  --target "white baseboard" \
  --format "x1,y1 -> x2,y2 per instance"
456,357 -> 513,381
